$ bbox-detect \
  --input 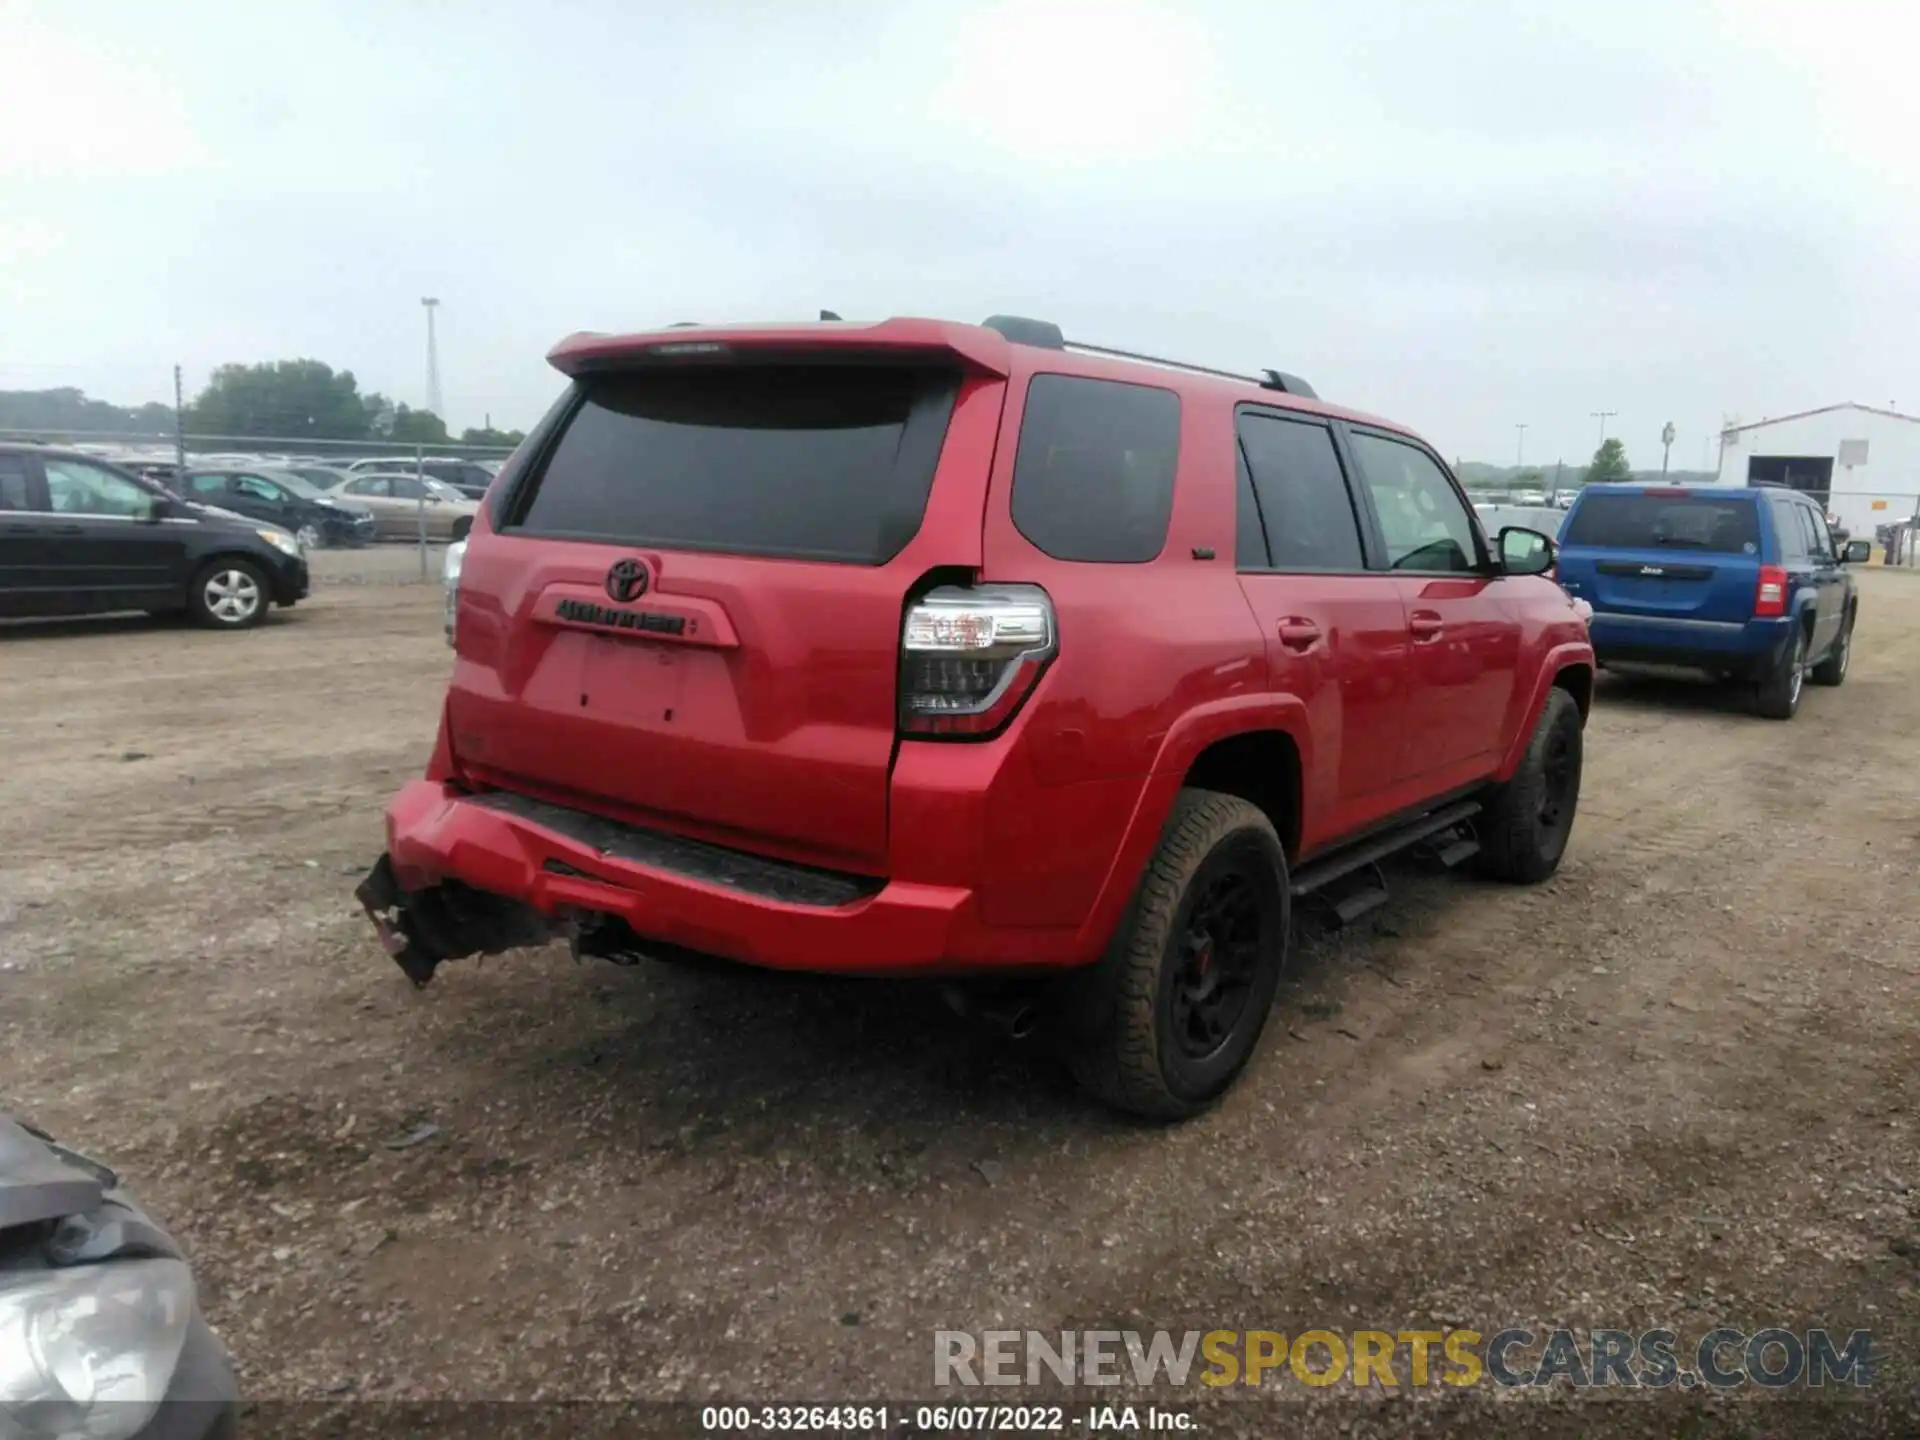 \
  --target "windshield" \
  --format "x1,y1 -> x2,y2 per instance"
1563,493 -> 1761,553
